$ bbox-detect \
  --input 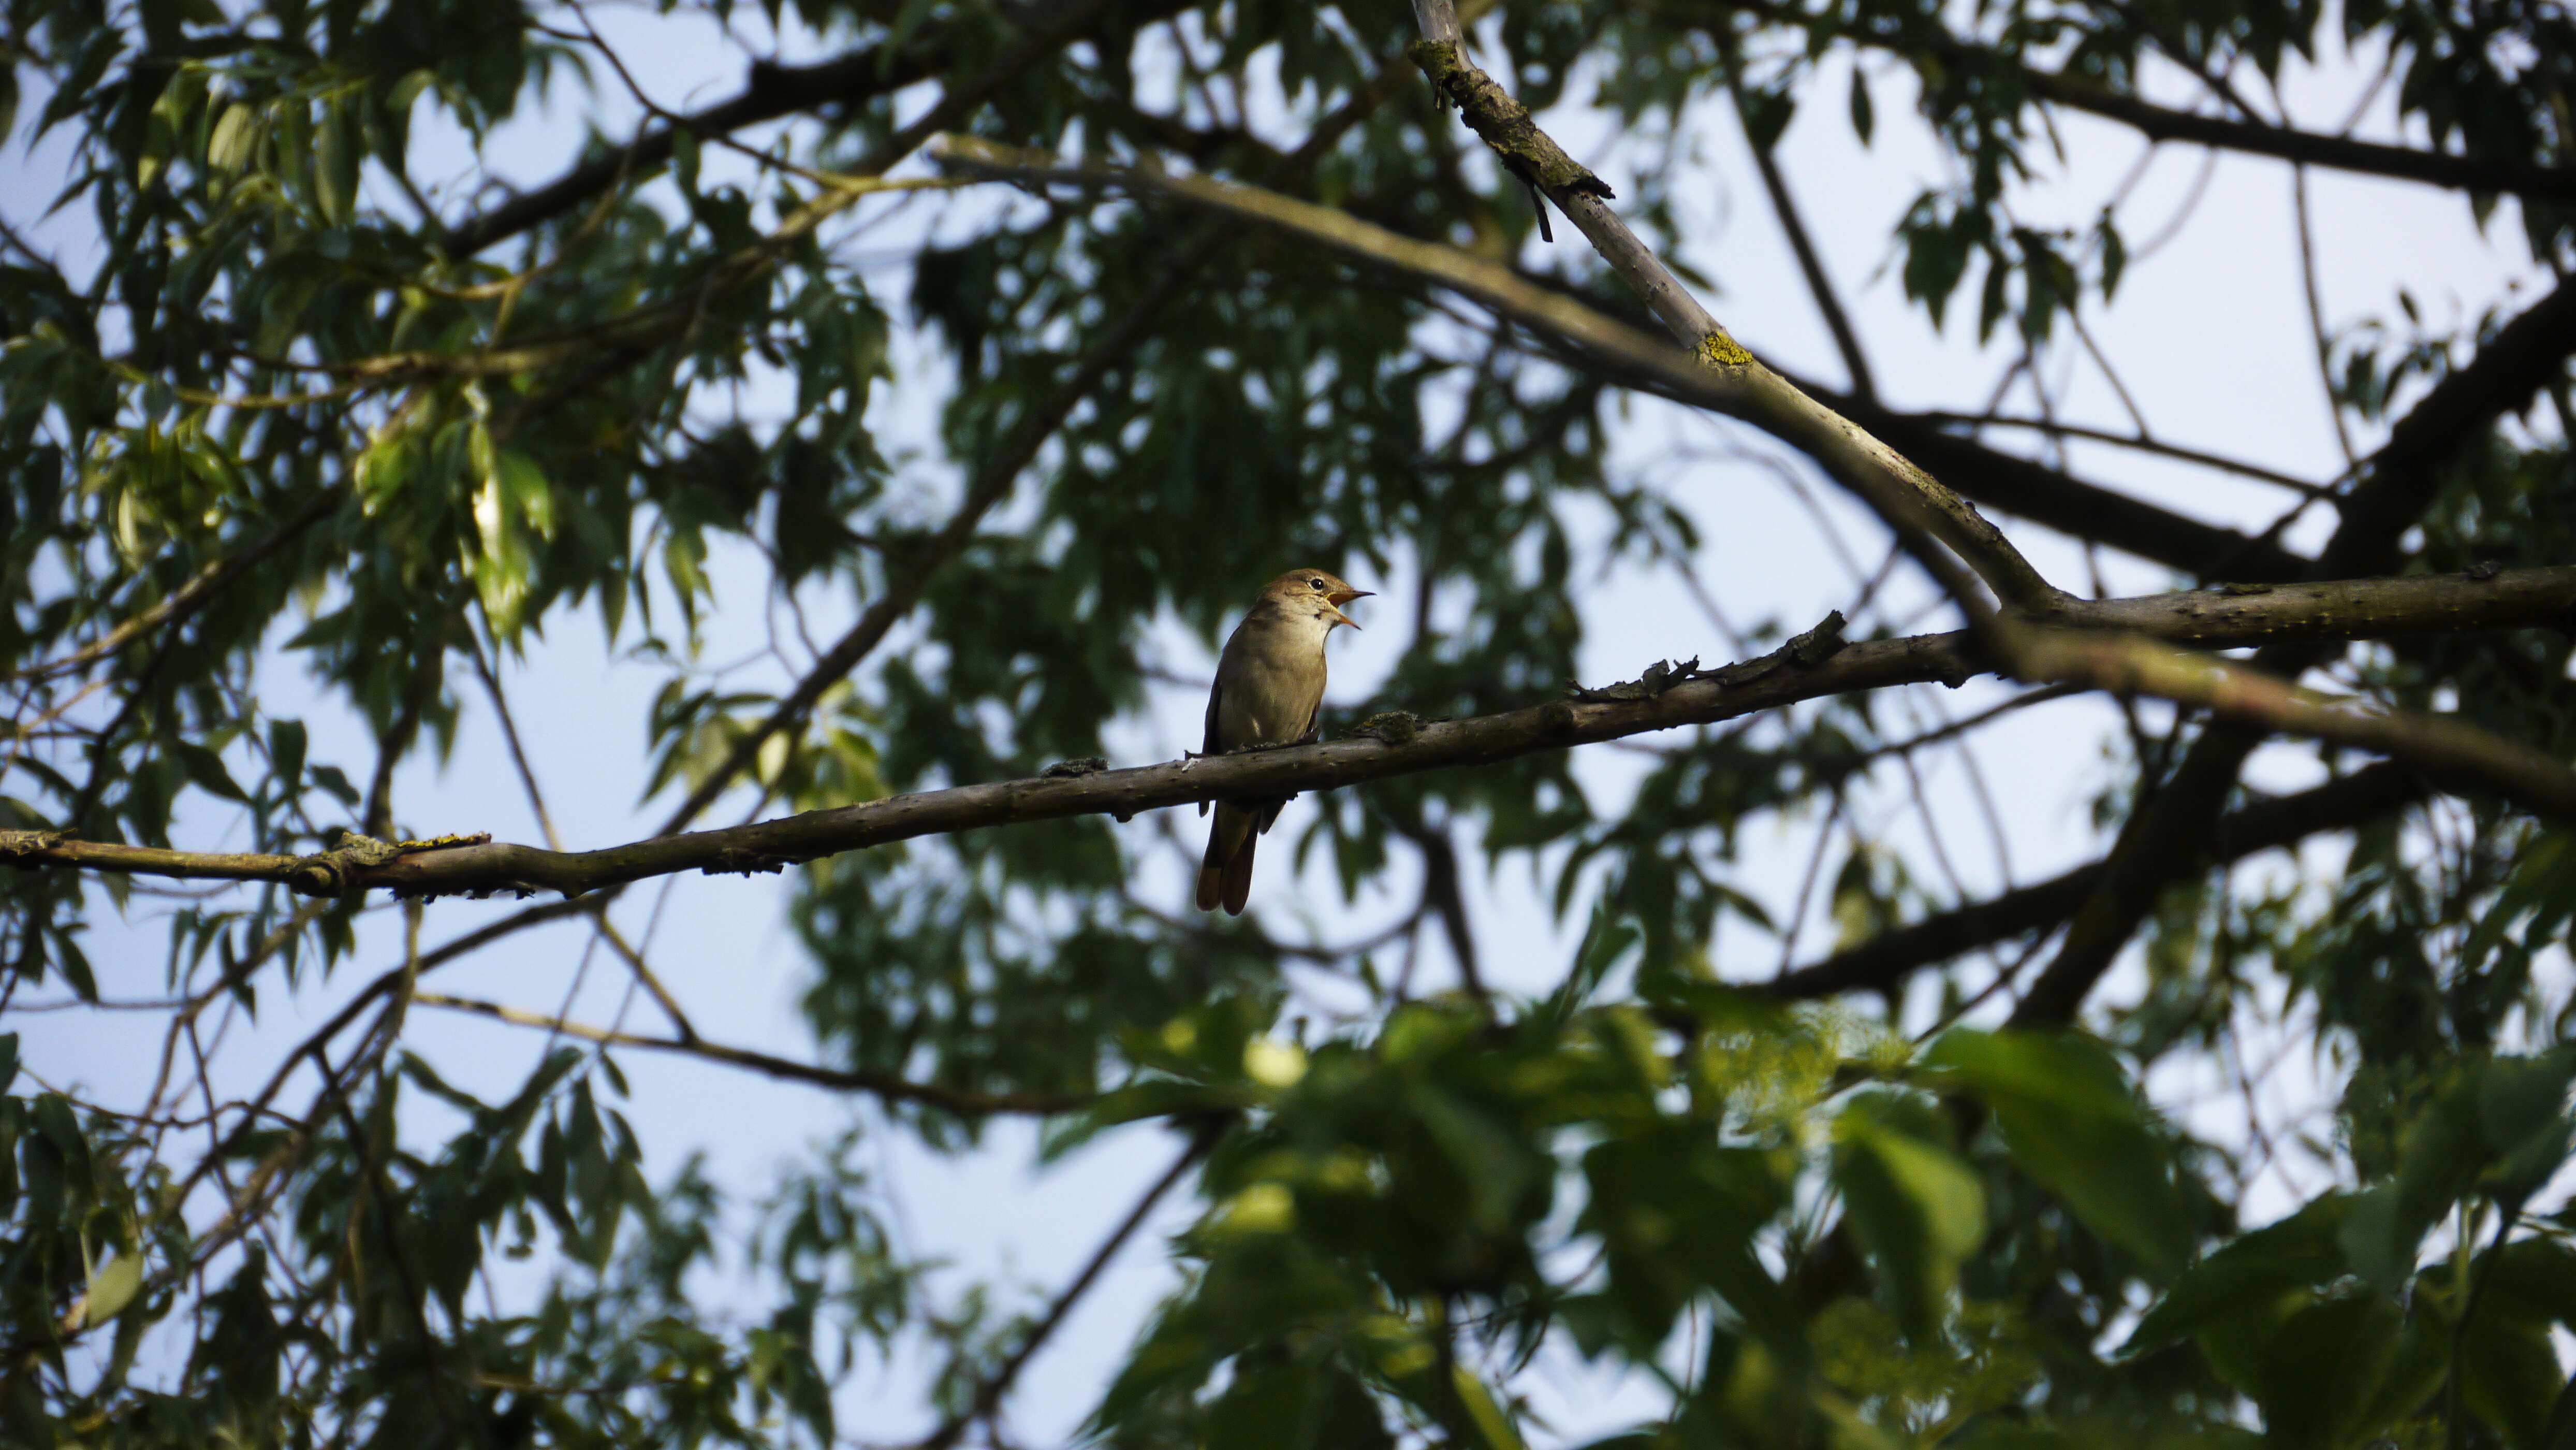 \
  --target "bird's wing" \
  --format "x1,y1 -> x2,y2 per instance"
1198,677 -> 1223,817
1292,653 -> 1326,745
